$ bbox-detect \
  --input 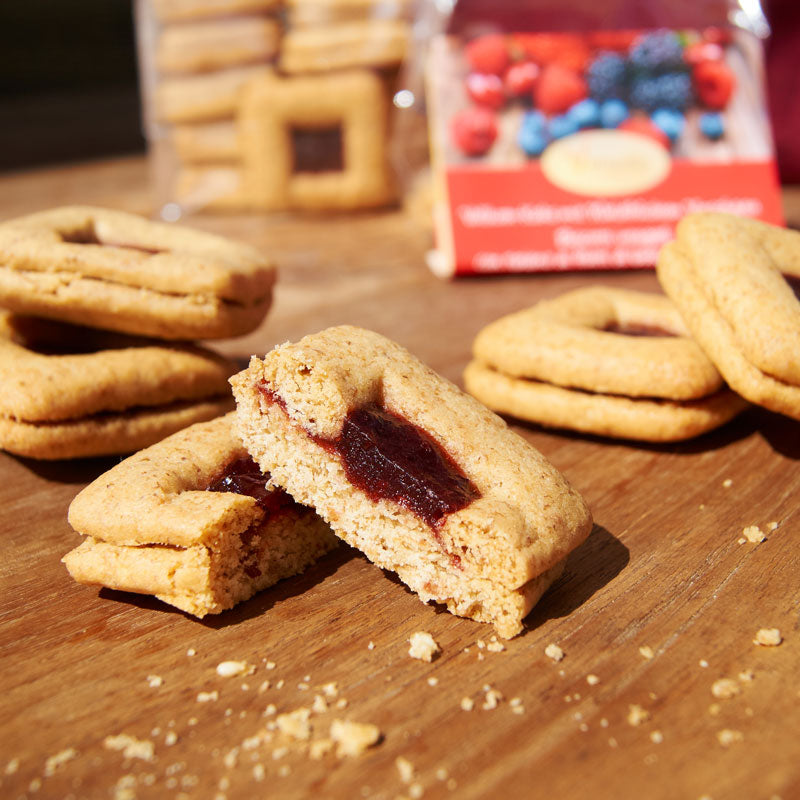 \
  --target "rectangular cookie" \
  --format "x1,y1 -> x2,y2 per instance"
0,205 -> 274,339
230,326 -> 593,638
0,312 -> 235,460
64,414 -> 338,617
